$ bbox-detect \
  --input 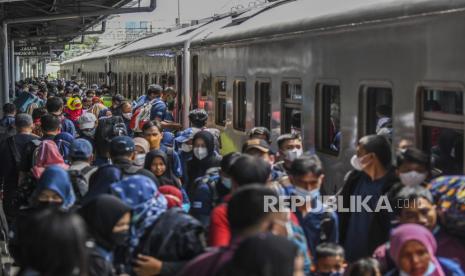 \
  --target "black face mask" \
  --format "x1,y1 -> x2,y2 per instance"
112,231 -> 129,246
36,201 -> 62,210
